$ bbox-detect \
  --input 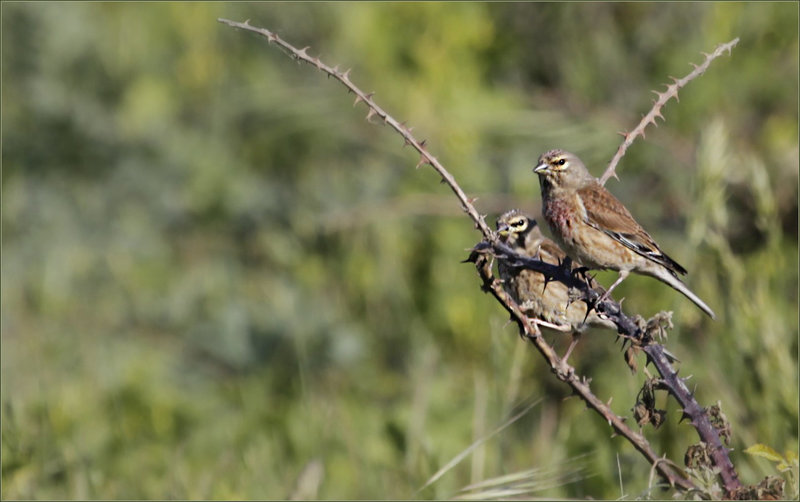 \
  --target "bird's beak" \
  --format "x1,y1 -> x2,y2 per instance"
497,224 -> 509,237
533,162 -> 548,173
